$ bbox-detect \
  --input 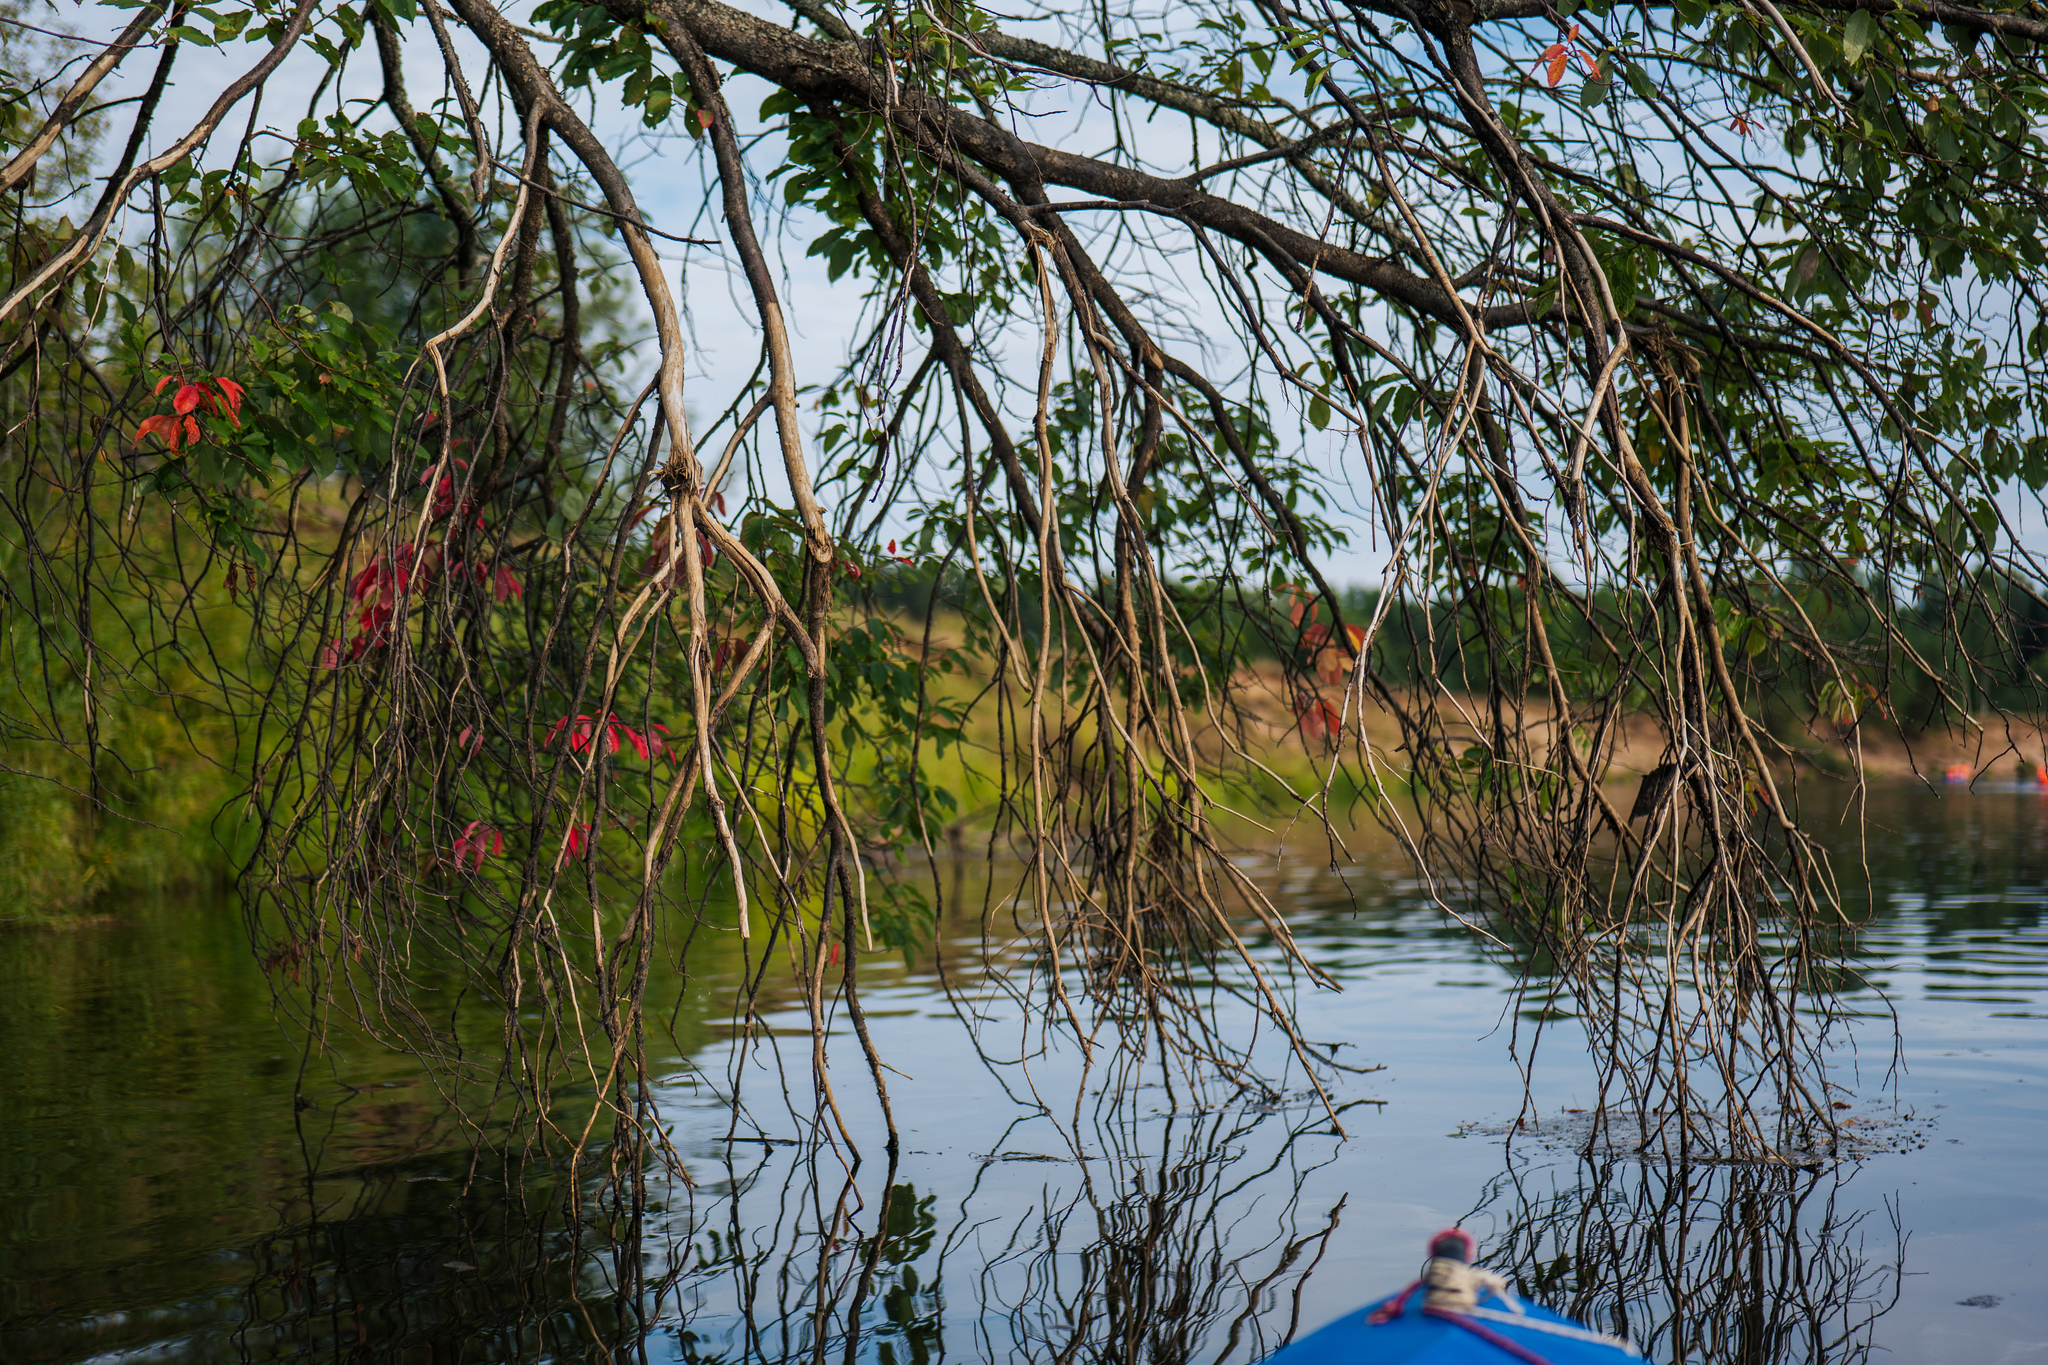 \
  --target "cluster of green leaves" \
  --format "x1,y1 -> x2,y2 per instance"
536,0 -> 684,126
